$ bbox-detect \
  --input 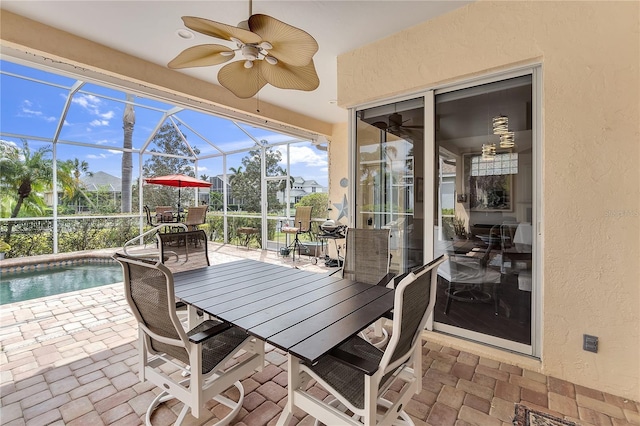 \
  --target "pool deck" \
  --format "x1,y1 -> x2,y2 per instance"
1,243 -> 639,425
